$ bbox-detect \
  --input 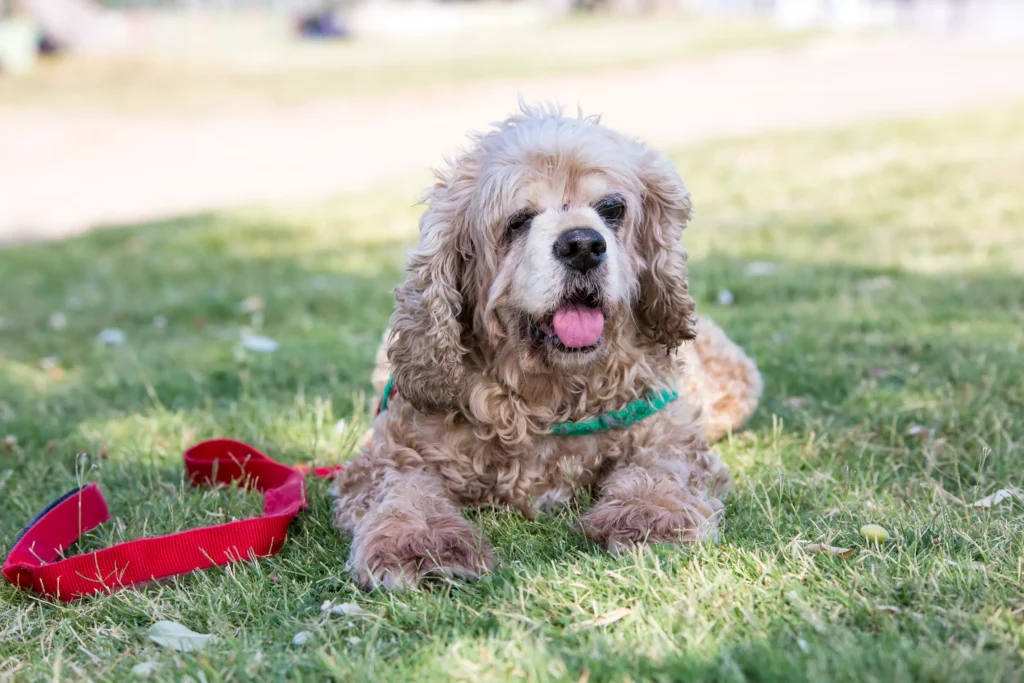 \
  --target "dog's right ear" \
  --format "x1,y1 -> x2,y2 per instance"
387,179 -> 471,414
